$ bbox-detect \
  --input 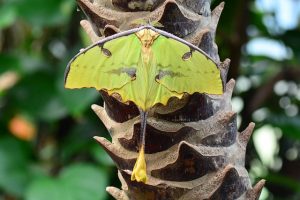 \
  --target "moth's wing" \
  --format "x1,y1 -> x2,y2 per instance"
64,34 -> 141,91
152,35 -> 223,95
